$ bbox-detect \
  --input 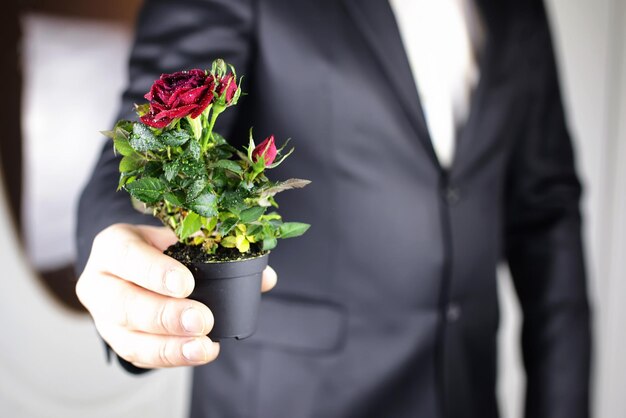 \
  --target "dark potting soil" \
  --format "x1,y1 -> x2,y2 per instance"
164,241 -> 266,266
